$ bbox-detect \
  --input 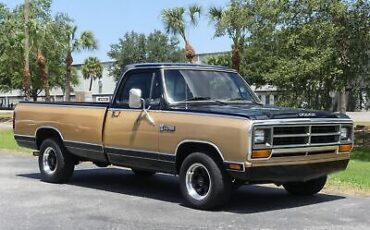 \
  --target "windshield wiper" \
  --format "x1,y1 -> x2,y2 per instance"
227,97 -> 251,102
227,97 -> 263,105
183,97 -> 228,105
185,96 -> 211,101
